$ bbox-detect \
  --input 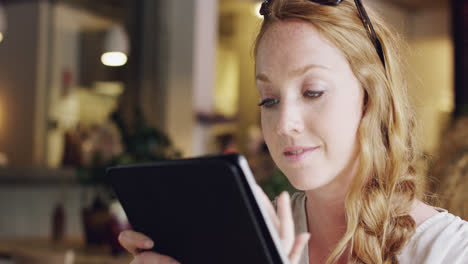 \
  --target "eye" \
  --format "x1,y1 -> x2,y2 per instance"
304,90 -> 324,98
258,98 -> 279,108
